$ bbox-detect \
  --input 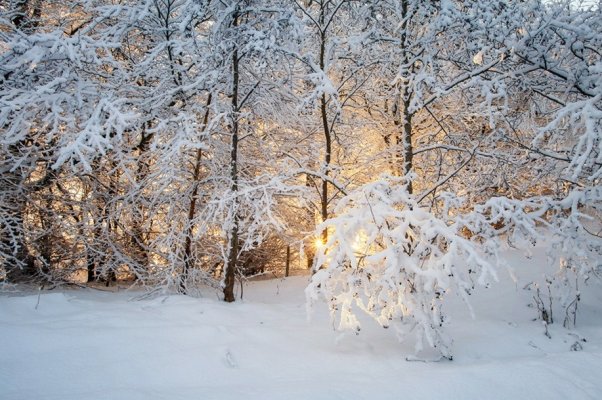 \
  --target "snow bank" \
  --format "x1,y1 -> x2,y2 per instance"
1,251 -> 601,400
